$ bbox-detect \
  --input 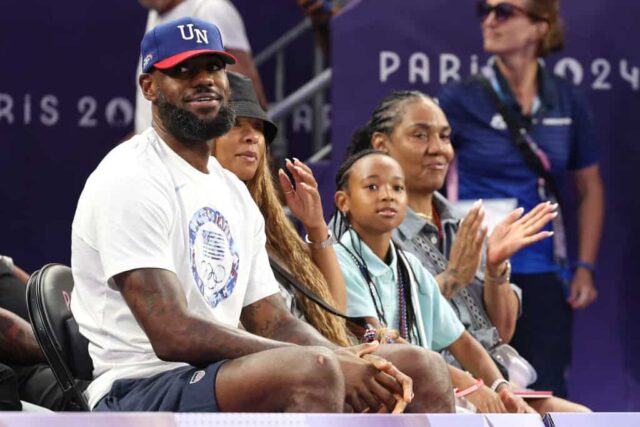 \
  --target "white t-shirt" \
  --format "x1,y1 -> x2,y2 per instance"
134,0 -> 252,133
70,128 -> 278,408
